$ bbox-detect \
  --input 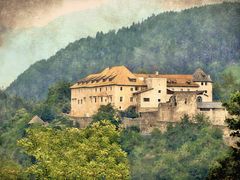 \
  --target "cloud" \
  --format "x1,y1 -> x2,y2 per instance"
149,0 -> 234,11
0,0 -> 64,45
0,0 -> 108,45
0,0 -> 237,87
